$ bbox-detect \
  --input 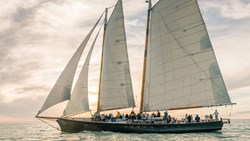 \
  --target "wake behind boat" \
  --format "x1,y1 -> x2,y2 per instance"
36,0 -> 234,133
